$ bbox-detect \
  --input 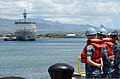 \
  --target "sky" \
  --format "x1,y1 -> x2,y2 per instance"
1,0 -> 120,29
